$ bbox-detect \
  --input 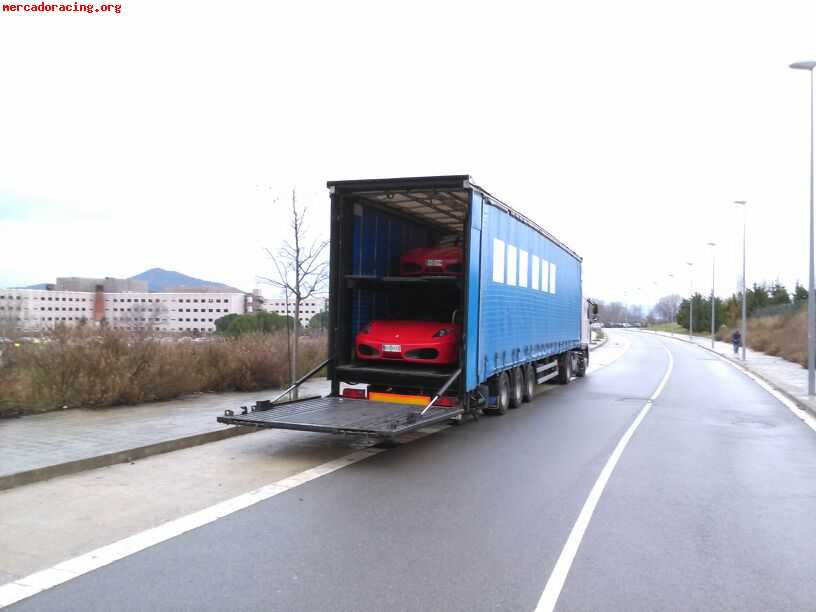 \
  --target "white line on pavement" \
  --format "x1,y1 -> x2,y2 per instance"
646,330 -> 816,434
0,446 -> 388,609
586,333 -> 631,375
0,335 -> 632,610
704,346 -> 816,434
534,339 -> 674,612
